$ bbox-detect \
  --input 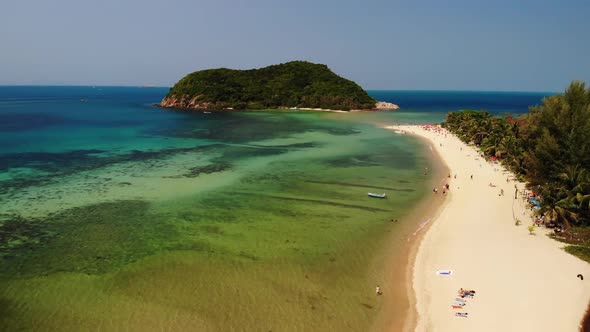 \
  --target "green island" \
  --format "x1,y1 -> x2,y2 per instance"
160,61 -> 394,111
441,81 -> 590,261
